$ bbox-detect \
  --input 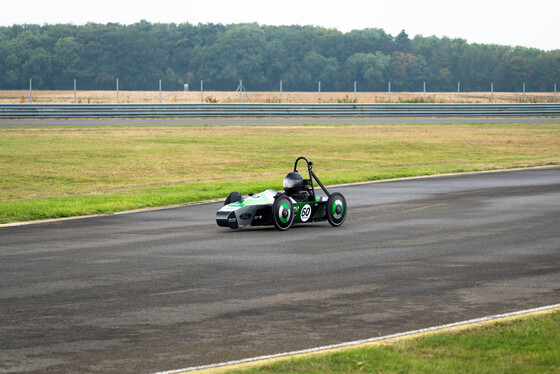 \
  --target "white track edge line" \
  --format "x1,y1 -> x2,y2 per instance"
153,303 -> 560,374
